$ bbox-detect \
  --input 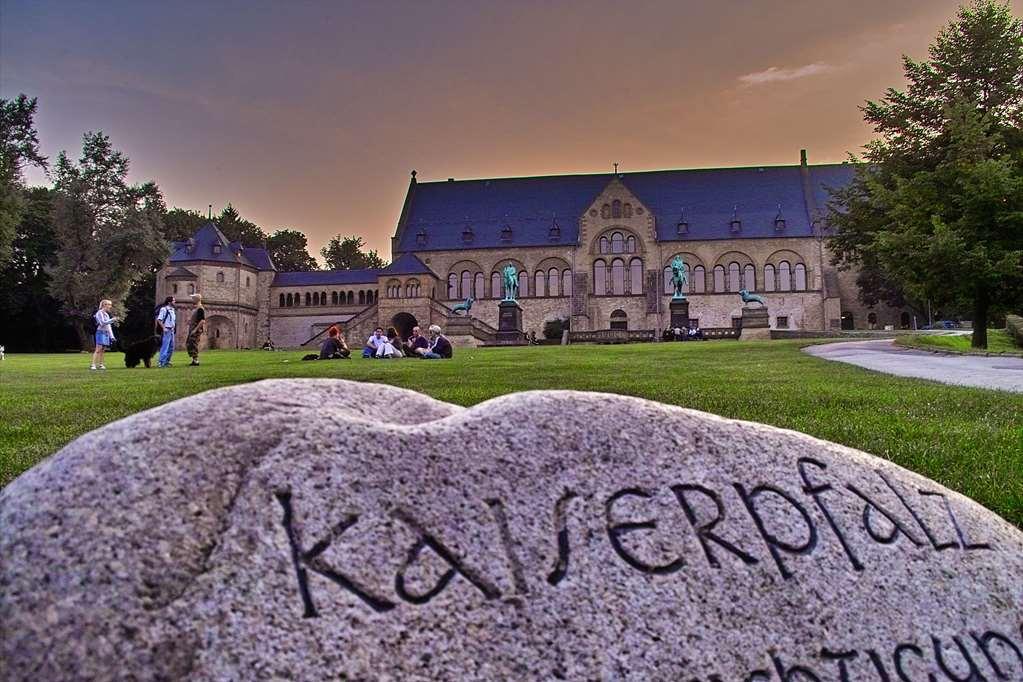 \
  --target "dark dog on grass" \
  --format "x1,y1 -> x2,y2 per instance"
124,335 -> 162,368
